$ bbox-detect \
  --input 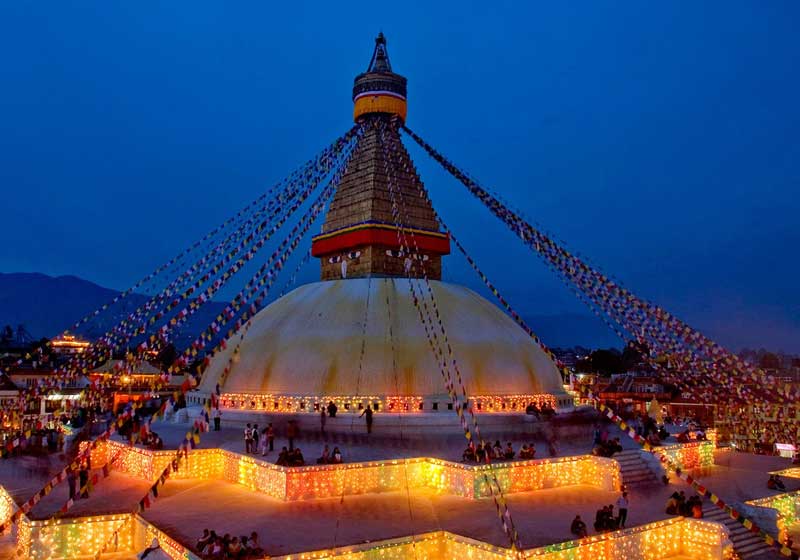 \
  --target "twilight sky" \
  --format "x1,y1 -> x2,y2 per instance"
1,2 -> 798,352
